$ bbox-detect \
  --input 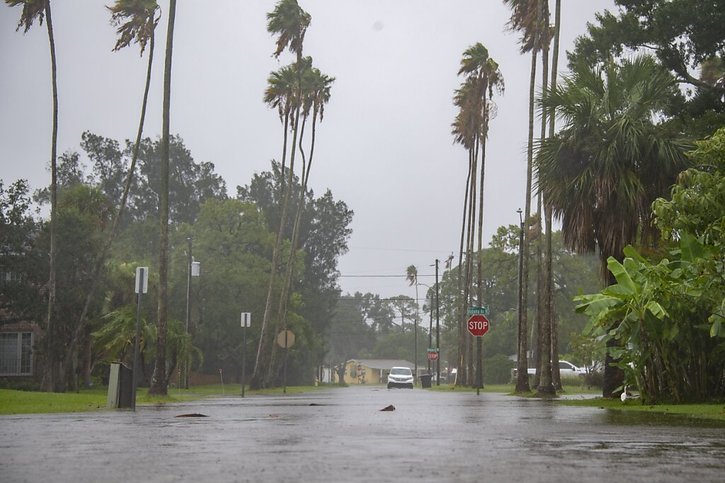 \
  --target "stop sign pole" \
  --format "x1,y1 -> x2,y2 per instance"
467,313 -> 490,395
